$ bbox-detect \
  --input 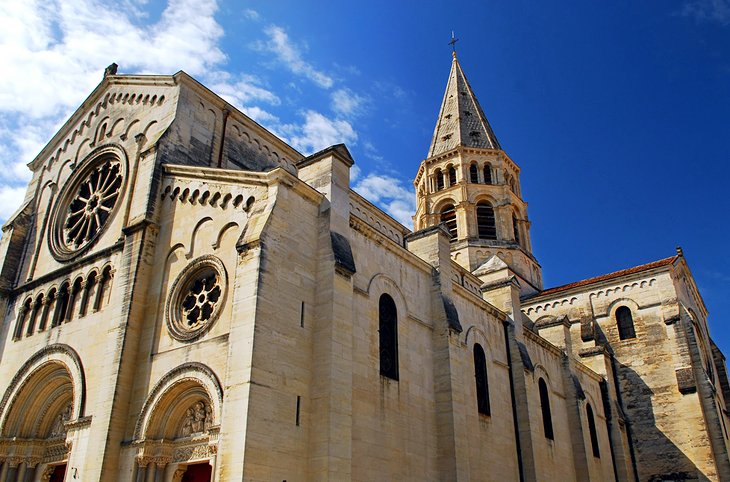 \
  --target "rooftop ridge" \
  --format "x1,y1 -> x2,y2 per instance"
525,255 -> 679,300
